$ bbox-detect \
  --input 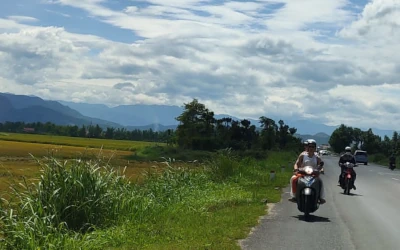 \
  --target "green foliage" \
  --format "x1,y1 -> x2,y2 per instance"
0,121 -> 173,143
206,148 -> 241,181
0,155 -> 138,248
329,124 -> 399,161
129,145 -> 214,162
329,124 -> 354,153
175,99 -> 302,152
